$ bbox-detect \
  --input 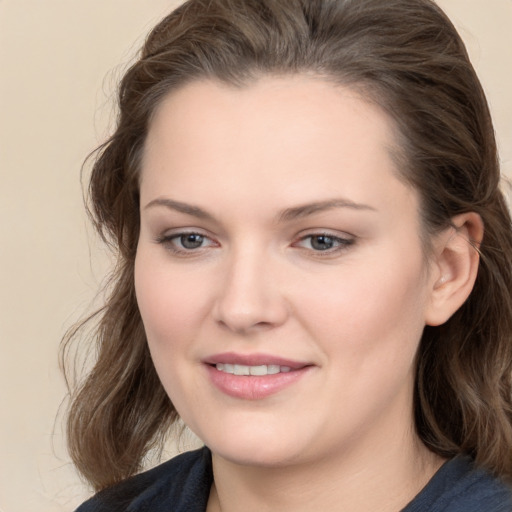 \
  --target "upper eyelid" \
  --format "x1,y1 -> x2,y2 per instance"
157,227 -> 213,238
294,234 -> 354,245
293,228 -> 355,241
154,229 -> 216,244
